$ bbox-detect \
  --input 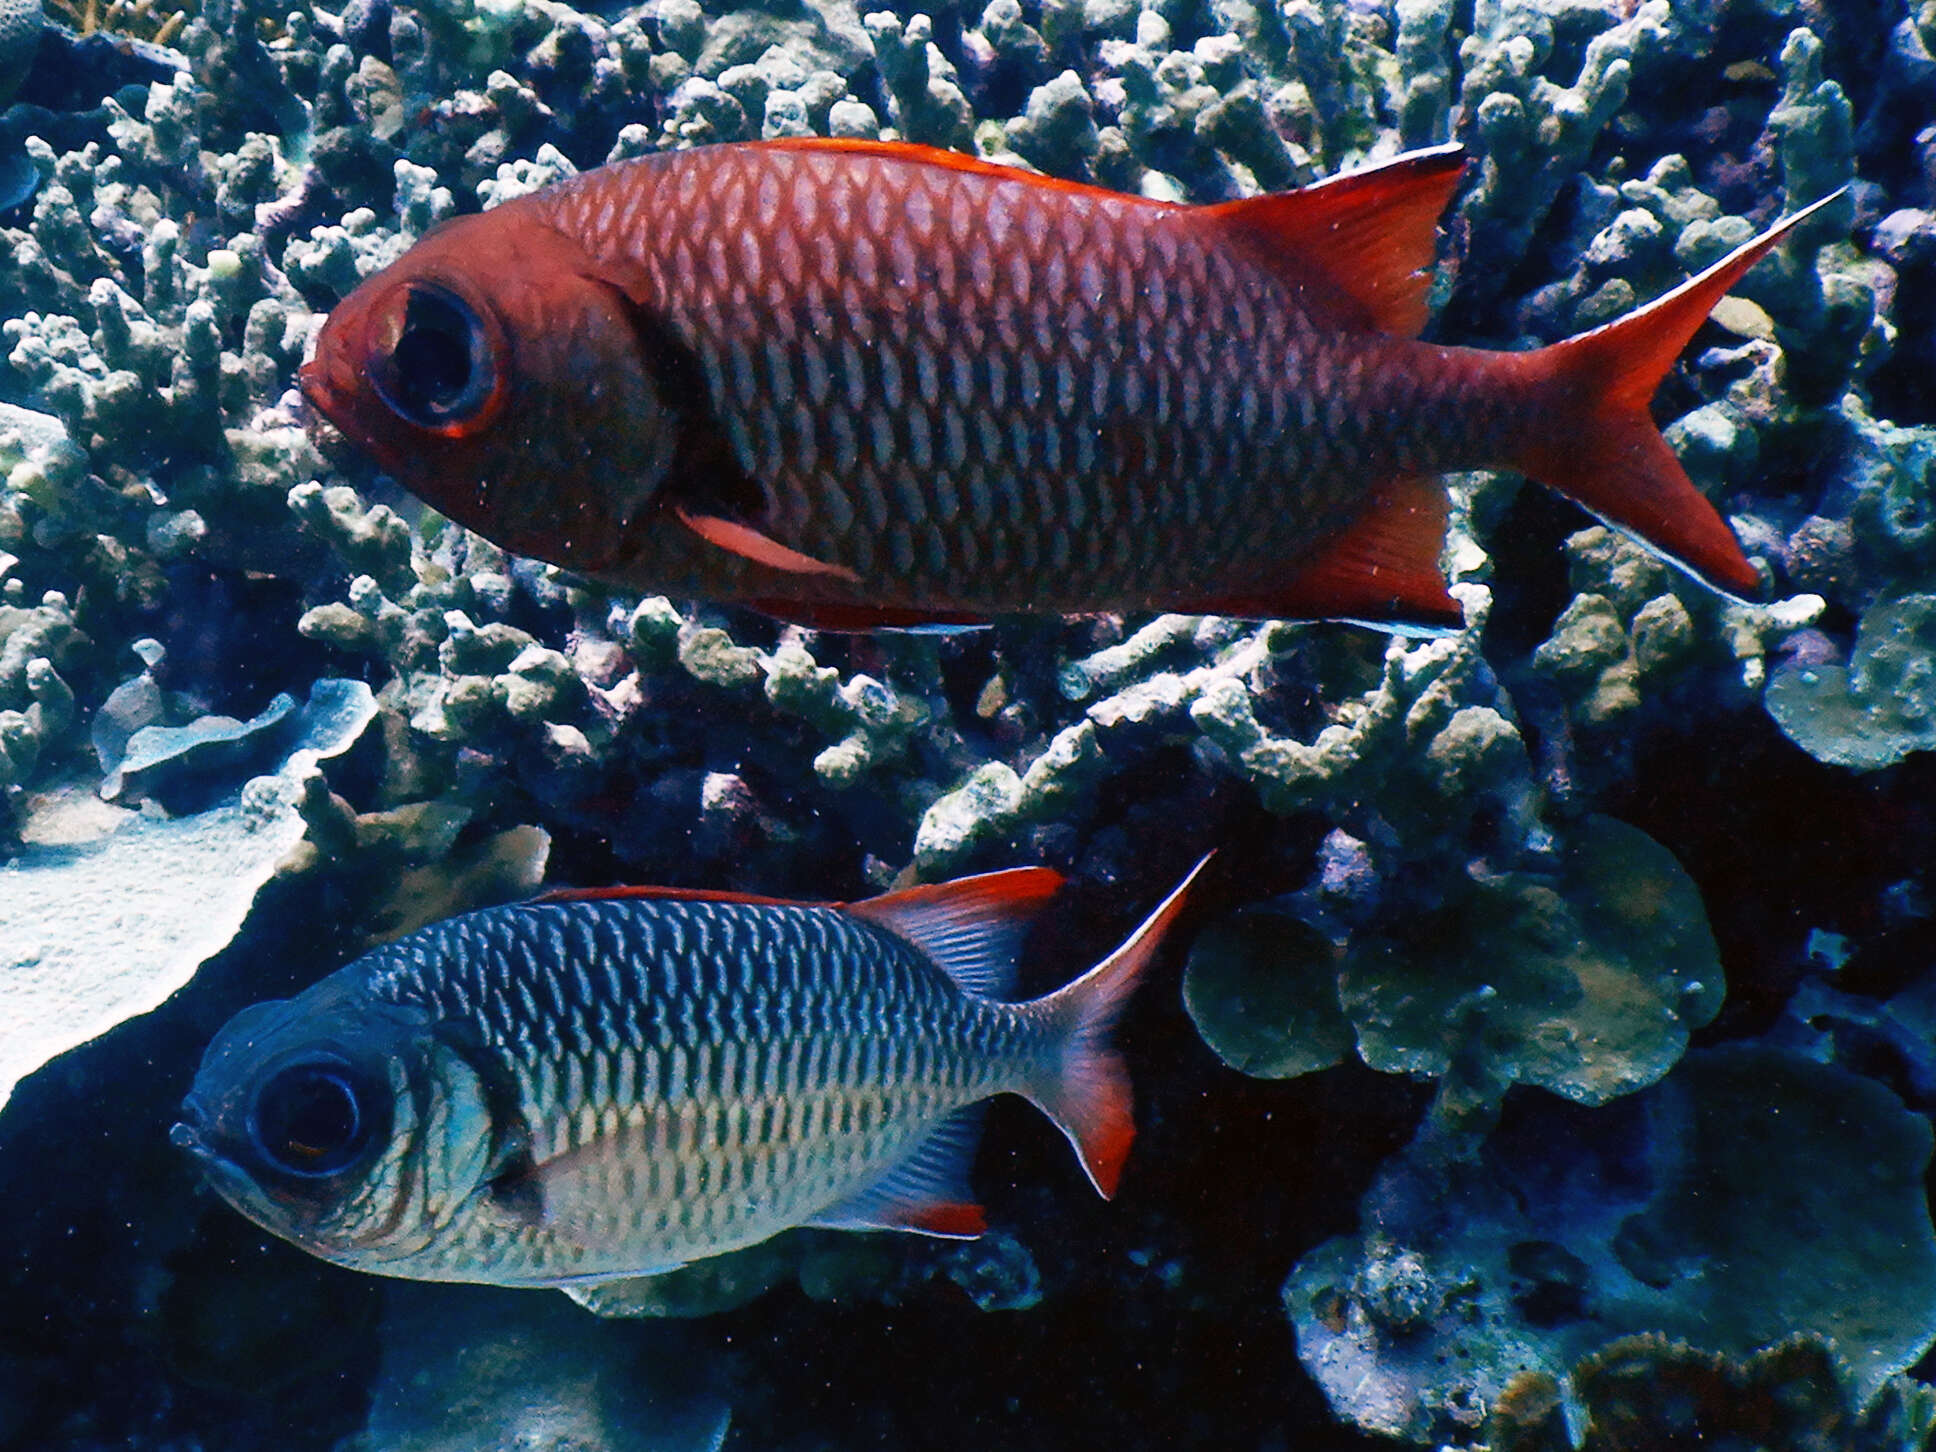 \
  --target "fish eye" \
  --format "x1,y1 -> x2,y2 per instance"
373,282 -> 499,430
249,1060 -> 374,1178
